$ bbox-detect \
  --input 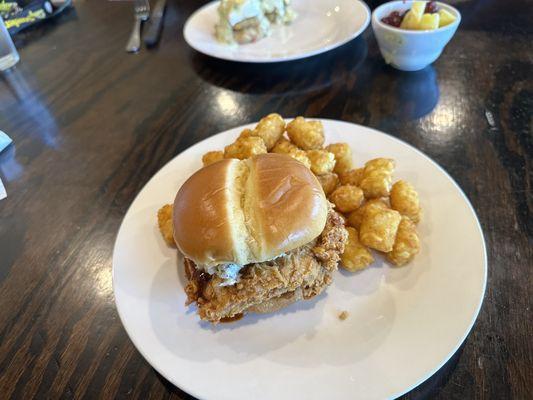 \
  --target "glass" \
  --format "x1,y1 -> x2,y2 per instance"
0,16 -> 19,70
